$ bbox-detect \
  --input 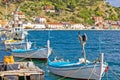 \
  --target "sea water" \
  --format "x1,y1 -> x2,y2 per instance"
0,30 -> 120,80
